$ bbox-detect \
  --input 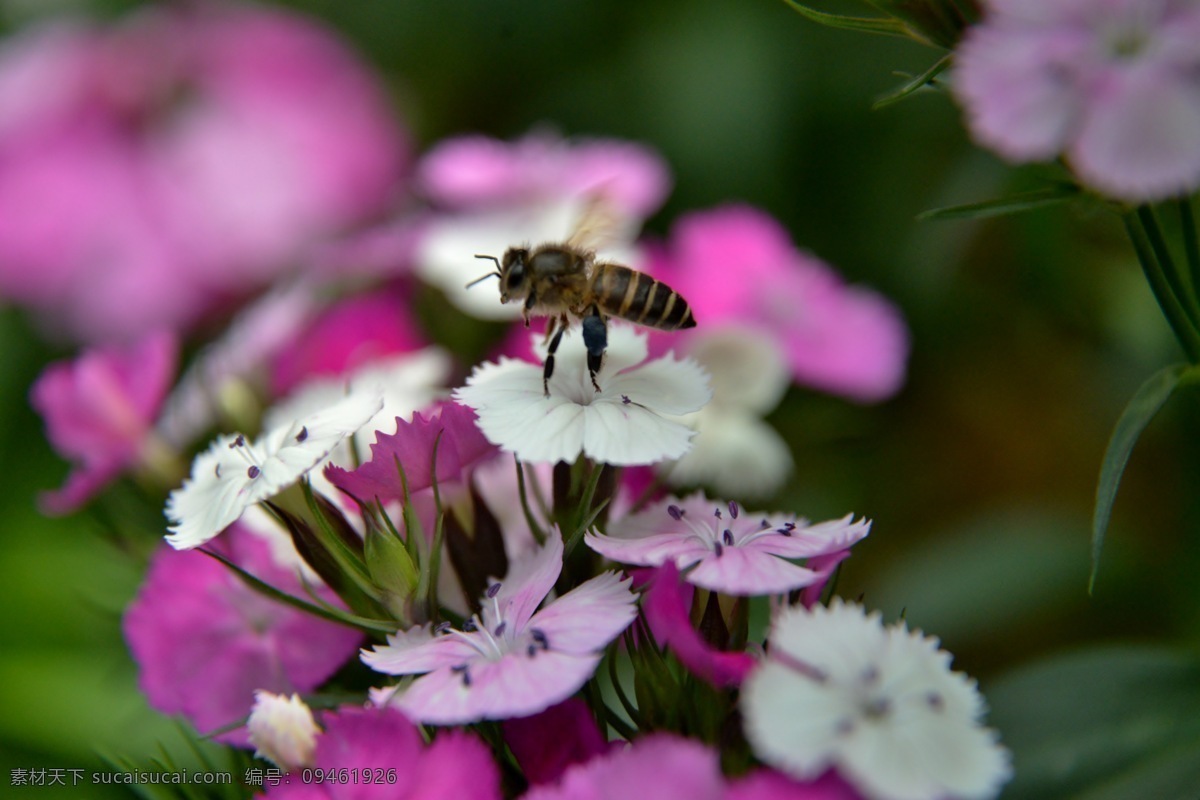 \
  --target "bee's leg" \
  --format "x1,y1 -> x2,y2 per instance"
543,325 -> 567,397
523,292 -> 537,327
543,315 -> 558,343
581,308 -> 607,392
